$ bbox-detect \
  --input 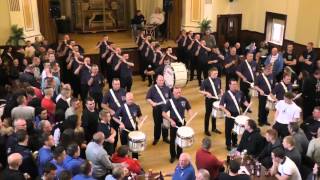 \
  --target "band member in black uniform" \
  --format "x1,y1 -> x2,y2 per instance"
162,87 -> 194,163
97,110 -> 116,155
199,67 -> 222,136
299,42 -> 317,74
145,58 -> 170,78
138,35 -> 151,81
101,79 -> 126,150
184,31 -> 194,70
95,35 -> 111,78
254,64 -> 274,126
219,79 -> 250,150
66,51 -> 82,98
74,57 -> 91,102
272,73 -> 292,101
220,41 -> 230,57
187,34 -> 201,81
107,47 -> 122,80
144,41 -> 157,86
136,31 -> 146,80
208,47 -> 224,77
176,30 -> 187,65
146,75 -> 171,145
114,92 -> 144,159
224,47 -> 239,90
88,64 -> 104,109
302,69 -> 320,119
236,52 -> 257,103
195,40 -> 211,86
115,54 -> 134,92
